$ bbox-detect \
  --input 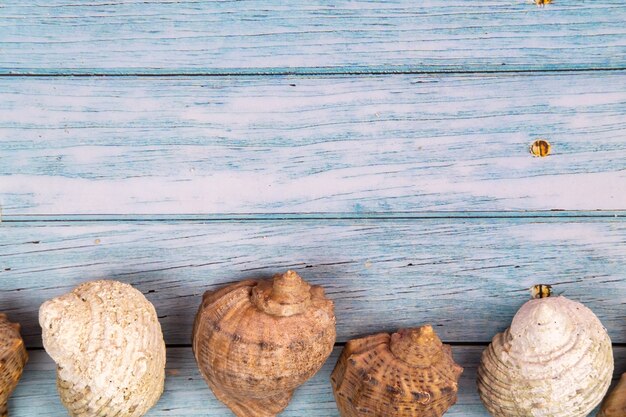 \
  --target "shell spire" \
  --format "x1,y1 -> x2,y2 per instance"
192,270 -> 336,417
0,314 -> 28,417
331,325 -> 463,417
39,280 -> 166,417
478,292 -> 613,417
251,270 -> 313,316
390,326 -> 445,366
